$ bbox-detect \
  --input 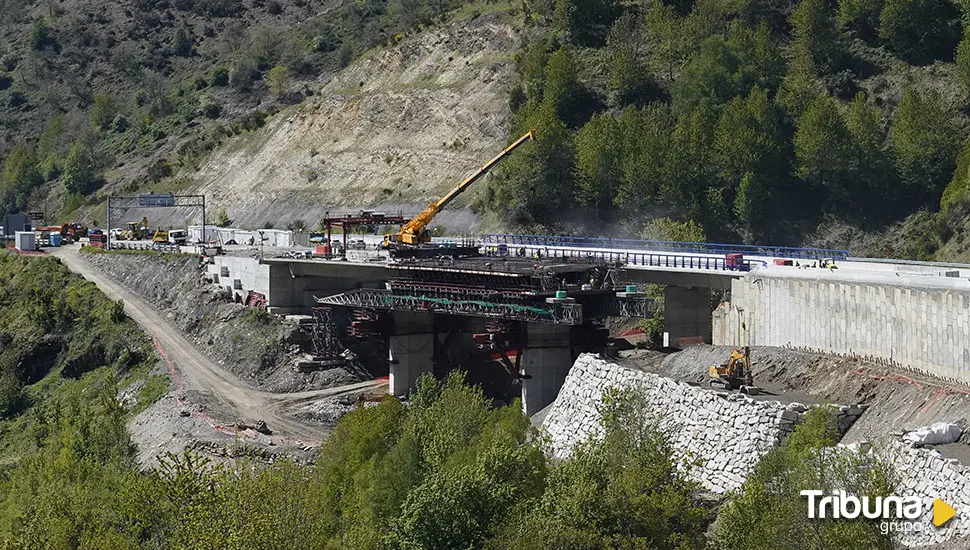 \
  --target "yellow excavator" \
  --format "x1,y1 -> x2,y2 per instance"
383,129 -> 536,249
709,346 -> 759,394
